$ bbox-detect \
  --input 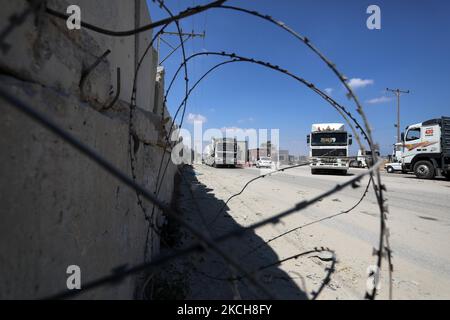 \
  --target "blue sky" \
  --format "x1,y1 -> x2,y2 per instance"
147,0 -> 450,156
